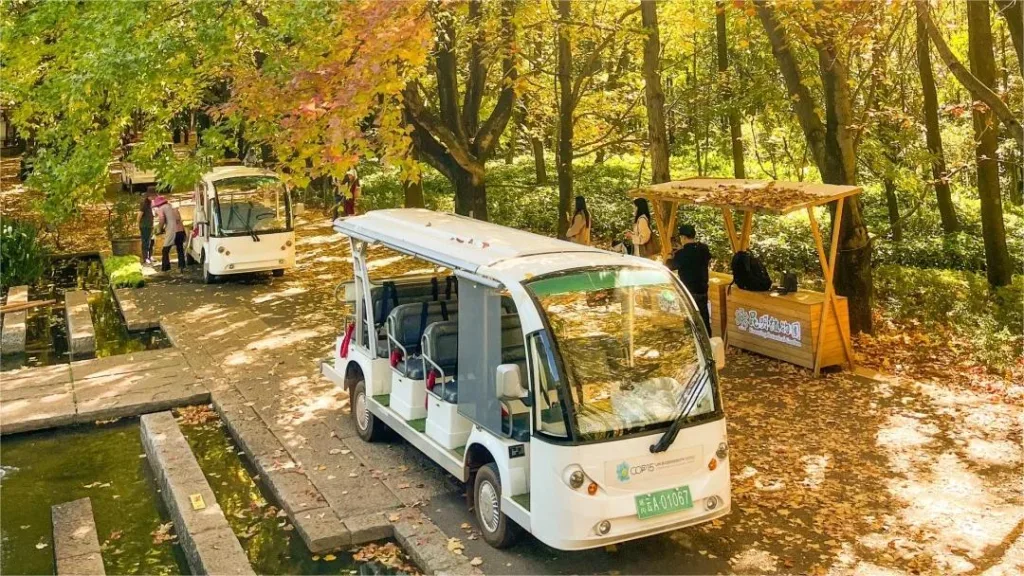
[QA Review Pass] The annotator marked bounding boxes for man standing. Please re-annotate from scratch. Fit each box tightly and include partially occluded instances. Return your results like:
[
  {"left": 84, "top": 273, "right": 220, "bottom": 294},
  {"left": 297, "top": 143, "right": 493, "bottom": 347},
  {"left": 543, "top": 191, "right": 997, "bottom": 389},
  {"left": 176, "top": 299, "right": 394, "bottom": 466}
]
[
  {"left": 153, "top": 195, "right": 186, "bottom": 272},
  {"left": 668, "top": 224, "right": 713, "bottom": 335}
]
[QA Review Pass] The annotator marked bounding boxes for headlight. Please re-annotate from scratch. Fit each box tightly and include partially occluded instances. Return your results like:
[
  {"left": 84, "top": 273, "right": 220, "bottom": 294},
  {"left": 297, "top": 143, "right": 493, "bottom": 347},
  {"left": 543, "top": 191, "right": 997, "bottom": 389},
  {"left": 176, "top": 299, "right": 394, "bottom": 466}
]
[
  {"left": 285, "top": 239, "right": 293, "bottom": 247},
  {"left": 569, "top": 470, "right": 585, "bottom": 489},
  {"left": 595, "top": 520, "right": 611, "bottom": 535},
  {"left": 716, "top": 442, "right": 729, "bottom": 460},
  {"left": 217, "top": 245, "right": 226, "bottom": 253}
]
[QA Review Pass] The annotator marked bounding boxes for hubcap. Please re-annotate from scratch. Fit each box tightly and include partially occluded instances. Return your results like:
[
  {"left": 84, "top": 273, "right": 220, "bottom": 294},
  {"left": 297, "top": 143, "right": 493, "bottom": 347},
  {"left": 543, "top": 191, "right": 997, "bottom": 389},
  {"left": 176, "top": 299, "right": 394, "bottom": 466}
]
[
  {"left": 355, "top": 389, "right": 368, "bottom": 431},
  {"left": 478, "top": 479, "right": 500, "bottom": 533}
]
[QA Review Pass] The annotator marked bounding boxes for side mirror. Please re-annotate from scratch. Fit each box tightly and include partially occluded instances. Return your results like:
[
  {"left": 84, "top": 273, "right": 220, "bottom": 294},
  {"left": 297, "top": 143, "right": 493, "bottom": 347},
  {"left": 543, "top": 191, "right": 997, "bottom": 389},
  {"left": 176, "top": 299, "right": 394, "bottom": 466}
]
[
  {"left": 496, "top": 364, "right": 527, "bottom": 399},
  {"left": 710, "top": 337, "right": 726, "bottom": 371}
]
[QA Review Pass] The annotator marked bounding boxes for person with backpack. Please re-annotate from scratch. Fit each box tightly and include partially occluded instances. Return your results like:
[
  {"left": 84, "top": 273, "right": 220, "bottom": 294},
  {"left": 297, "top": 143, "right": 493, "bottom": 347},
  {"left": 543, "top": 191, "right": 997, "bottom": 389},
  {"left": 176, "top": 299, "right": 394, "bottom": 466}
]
[
  {"left": 624, "top": 198, "right": 653, "bottom": 257},
  {"left": 668, "top": 224, "right": 713, "bottom": 335},
  {"left": 566, "top": 195, "right": 592, "bottom": 245}
]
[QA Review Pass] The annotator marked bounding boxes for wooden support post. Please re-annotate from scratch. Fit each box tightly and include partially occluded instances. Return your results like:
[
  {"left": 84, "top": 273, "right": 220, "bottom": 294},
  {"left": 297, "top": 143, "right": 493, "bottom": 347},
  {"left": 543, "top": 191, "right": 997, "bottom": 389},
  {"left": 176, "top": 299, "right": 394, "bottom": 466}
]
[
  {"left": 721, "top": 208, "right": 739, "bottom": 253},
  {"left": 739, "top": 210, "right": 754, "bottom": 251},
  {"left": 808, "top": 199, "right": 854, "bottom": 375}
]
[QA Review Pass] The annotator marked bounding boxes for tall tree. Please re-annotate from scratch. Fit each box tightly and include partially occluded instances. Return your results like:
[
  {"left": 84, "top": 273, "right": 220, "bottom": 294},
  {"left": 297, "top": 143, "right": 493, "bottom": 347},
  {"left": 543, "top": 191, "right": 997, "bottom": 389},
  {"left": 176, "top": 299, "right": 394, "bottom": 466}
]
[
  {"left": 966, "top": 0, "right": 1013, "bottom": 287},
  {"left": 915, "top": 3, "right": 959, "bottom": 233},
  {"left": 641, "top": 0, "right": 671, "bottom": 186},
  {"left": 554, "top": 0, "right": 574, "bottom": 238},
  {"left": 716, "top": 1, "right": 745, "bottom": 179},
  {"left": 403, "top": 0, "right": 520, "bottom": 220},
  {"left": 756, "top": 1, "right": 874, "bottom": 334},
  {"left": 916, "top": 0, "right": 1024, "bottom": 149},
  {"left": 995, "top": 0, "right": 1023, "bottom": 75}
]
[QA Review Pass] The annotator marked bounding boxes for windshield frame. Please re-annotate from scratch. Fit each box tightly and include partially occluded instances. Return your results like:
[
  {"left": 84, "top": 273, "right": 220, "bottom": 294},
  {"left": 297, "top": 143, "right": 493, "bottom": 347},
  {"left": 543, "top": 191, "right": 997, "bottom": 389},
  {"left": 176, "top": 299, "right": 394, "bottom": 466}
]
[
  {"left": 210, "top": 175, "right": 292, "bottom": 238},
  {"left": 523, "top": 265, "right": 724, "bottom": 445}
]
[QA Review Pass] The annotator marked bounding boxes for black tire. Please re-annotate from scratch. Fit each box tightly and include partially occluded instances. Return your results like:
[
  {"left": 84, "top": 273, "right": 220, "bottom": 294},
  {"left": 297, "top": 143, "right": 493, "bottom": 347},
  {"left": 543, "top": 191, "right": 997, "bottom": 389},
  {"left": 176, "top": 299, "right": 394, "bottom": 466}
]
[
  {"left": 352, "top": 380, "right": 386, "bottom": 442},
  {"left": 272, "top": 268, "right": 284, "bottom": 277},
  {"left": 202, "top": 259, "right": 216, "bottom": 284},
  {"left": 473, "top": 463, "right": 520, "bottom": 549}
]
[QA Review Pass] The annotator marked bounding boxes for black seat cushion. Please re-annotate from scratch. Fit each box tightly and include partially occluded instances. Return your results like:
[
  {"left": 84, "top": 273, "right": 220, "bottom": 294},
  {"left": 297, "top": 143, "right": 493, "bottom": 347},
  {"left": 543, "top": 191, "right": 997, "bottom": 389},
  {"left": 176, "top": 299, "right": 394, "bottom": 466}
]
[
  {"left": 439, "top": 380, "right": 458, "bottom": 403},
  {"left": 395, "top": 356, "right": 425, "bottom": 379},
  {"left": 502, "top": 412, "right": 530, "bottom": 442}
]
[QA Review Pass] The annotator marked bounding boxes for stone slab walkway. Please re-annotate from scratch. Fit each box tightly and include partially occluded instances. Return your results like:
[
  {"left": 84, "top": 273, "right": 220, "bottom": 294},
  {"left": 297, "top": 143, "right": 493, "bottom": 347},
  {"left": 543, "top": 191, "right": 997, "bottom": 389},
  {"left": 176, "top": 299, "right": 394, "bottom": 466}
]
[
  {"left": 51, "top": 497, "right": 105, "bottom": 576},
  {"left": 2, "top": 285, "right": 29, "bottom": 354},
  {"left": 112, "top": 288, "right": 160, "bottom": 331},
  {"left": 0, "top": 348, "right": 207, "bottom": 435},
  {"left": 64, "top": 290, "right": 95, "bottom": 357},
  {"left": 141, "top": 411, "right": 254, "bottom": 575}
]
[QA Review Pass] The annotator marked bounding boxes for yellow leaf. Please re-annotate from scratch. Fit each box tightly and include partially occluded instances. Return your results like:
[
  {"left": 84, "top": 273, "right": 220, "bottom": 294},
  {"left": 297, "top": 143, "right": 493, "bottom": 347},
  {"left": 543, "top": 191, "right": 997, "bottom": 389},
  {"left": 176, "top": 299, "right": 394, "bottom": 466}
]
[{"left": 324, "top": 554, "right": 336, "bottom": 561}]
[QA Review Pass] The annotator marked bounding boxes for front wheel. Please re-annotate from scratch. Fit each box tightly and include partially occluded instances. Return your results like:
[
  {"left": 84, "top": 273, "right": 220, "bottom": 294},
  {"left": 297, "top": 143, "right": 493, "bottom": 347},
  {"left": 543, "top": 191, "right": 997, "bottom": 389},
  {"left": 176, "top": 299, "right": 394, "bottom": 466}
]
[
  {"left": 473, "top": 463, "right": 520, "bottom": 549},
  {"left": 352, "top": 380, "right": 386, "bottom": 442},
  {"left": 202, "top": 260, "right": 216, "bottom": 284},
  {"left": 272, "top": 268, "right": 284, "bottom": 277}
]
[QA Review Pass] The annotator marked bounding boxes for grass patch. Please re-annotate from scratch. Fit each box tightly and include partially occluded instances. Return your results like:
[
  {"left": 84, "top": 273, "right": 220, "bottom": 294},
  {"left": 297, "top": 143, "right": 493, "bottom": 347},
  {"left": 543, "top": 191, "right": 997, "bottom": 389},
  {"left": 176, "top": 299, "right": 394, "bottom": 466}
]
[{"left": 103, "top": 254, "right": 144, "bottom": 288}]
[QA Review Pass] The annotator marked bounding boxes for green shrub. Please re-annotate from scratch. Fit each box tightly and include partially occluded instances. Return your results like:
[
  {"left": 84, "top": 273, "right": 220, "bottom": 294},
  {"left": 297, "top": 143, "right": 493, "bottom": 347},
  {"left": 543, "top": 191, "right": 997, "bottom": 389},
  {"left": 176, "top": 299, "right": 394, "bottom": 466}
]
[
  {"left": 1, "top": 220, "right": 48, "bottom": 292},
  {"left": 874, "top": 264, "right": 1023, "bottom": 372},
  {"left": 103, "top": 254, "right": 145, "bottom": 288}
]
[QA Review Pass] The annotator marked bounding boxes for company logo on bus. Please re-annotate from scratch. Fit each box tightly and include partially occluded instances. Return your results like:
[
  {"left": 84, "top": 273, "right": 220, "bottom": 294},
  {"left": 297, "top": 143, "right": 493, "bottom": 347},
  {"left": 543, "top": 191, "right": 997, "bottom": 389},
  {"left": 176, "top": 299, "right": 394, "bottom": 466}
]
[{"left": 616, "top": 462, "right": 630, "bottom": 482}]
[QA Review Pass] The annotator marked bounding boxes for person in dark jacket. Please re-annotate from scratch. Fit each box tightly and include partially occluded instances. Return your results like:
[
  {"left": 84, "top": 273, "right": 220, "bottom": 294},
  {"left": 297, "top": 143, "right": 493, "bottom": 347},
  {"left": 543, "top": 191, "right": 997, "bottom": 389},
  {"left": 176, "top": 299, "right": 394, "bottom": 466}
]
[
  {"left": 668, "top": 224, "right": 713, "bottom": 335},
  {"left": 139, "top": 187, "right": 155, "bottom": 264}
]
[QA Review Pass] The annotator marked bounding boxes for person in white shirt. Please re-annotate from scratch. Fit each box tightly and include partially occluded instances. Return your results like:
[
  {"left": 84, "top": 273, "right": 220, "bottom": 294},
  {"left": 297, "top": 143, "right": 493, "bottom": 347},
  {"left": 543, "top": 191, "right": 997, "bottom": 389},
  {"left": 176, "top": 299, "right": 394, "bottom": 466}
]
[
  {"left": 624, "top": 198, "right": 653, "bottom": 256},
  {"left": 153, "top": 195, "right": 186, "bottom": 272}
]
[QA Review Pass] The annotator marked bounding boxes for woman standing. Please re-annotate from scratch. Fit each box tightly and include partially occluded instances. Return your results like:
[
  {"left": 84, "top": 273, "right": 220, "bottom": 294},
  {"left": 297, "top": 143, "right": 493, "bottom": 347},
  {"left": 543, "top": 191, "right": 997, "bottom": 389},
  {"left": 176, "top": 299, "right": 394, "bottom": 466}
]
[
  {"left": 565, "top": 196, "right": 592, "bottom": 245},
  {"left": 625, "top": 198, "right": 653, "bottom": 256},
  {"left": 139, "top": 189, "right": 154, "bottom": 264}
]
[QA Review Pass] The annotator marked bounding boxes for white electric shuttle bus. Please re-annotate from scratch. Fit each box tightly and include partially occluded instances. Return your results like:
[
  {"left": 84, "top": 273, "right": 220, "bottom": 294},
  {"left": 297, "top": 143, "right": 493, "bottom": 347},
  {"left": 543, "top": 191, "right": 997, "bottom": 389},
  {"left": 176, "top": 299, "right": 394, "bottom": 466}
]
[
  {"left": 322, "top": 209, "right": 729, "bottom": 550},
  {"left": 186, "top": 166, "right": 295, "bottom": 283}
]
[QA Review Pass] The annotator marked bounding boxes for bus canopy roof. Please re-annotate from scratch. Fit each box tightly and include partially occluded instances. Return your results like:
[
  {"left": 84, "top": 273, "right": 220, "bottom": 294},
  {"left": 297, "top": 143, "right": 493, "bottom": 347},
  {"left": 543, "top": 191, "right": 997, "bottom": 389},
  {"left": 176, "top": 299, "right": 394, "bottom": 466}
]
[
  {"left": 202, "top": 166, "right": 279, "bottom": 185},
  {"left": 335, "top": 209, "right": 606, "bottom": 274},
  {"left": 629, "top": 178, "right": 861, "bottom": 215}
]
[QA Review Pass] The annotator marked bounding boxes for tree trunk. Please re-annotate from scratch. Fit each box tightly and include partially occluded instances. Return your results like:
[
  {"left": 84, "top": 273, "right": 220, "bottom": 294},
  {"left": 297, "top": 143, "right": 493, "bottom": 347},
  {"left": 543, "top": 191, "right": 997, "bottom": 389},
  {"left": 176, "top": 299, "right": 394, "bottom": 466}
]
[
  {"left": 403, "top": 176, "right": 425, "bottom": 208},
  {"left": 531, "top": 136, "right": 548, "bottom": 184},
  {"left": 555, "top": 0, "right": 573, "bottom": 239},
  {"left": 716, "top": 1, "right": 745, "bottom": 179},
  {"left": 916, "top": 7, "right": 960, "bottom": 233},
  {"left": 995, "top": 0, "right": 1023, "bottom": 76},
  {"left": 820, "top": 46, "right": 873, "bottom": 335},
  {"left": 453, "top": 167, "right": 488, "bottom": 221},
  {"left": 641, "top": 0, "right": 671, "bottom": 185},
  {"left": 883, "top": 178, "right": 902, "bottom": 242},
  {"left": 967, "top": 0, "right": 1013, "bottom": 287}
]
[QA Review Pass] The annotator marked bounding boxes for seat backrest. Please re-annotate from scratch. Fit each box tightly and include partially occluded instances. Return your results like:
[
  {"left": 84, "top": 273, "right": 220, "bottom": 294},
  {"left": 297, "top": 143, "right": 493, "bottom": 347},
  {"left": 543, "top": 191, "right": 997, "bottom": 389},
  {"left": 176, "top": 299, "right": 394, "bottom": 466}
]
[
  {"left": 500, "top": 314, "right": 526, "bottom": 364},
  {"left": 370, "top": 277, "right": 457, "bottom": 326},
  {"left": 387, "top": 300, "right": 460, "bottom": 354},
  {"left": 422, "top": 321, "right": 458, "bottom": 375}
]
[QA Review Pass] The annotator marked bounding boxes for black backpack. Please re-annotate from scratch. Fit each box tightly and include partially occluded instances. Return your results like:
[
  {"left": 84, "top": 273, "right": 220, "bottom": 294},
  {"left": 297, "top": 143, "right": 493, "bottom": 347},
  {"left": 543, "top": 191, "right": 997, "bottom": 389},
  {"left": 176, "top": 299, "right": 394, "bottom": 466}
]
[{"left": 731, "top": 250, "right": 772, "bottom": 292}]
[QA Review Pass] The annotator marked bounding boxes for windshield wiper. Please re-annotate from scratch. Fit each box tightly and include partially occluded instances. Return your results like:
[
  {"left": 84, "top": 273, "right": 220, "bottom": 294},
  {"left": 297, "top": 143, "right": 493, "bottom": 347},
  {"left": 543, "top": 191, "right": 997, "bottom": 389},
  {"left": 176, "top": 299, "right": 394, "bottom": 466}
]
[
  {"left": 244, "top": 202, "right": 260, "bottom": 242},
  {"left": 649, "top": 364, "right": 710, "bottom": 453}
]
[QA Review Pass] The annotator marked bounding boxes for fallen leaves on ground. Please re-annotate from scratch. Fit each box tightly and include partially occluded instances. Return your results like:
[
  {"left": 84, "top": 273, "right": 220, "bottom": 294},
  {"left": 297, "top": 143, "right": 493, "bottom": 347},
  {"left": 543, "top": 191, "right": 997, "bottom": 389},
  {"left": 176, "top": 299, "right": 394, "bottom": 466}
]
[
  {"left": 175, "top": 404, "right": 219, "bottom": 425},
  {"left": 151, "top": 522, "right": 176, "bottom": 545},
  {"left": 352, "top": 541, "right": 419, "bottom": 574}
]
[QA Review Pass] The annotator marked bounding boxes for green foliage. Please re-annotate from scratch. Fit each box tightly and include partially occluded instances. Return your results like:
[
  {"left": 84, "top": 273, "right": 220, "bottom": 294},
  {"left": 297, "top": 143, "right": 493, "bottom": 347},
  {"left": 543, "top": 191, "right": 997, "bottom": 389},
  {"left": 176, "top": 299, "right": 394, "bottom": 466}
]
[
  {"left": 0, "top": 220, "right": 48, "bottom": 291},
  {"left": 102, "top": 255, "right": 145, "bottom": 288},
  {"left": 108, "top": 195, "right": 139, "bottom": 239},
  {"left": 874, "top": 265, "right": 1023, "bottom": 372}
]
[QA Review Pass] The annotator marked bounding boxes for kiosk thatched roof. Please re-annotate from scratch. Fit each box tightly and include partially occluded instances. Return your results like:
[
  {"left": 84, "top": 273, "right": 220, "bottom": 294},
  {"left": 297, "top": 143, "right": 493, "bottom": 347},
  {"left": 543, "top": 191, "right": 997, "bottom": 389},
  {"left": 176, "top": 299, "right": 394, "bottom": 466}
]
[{"left": 629, "top": 178, "right": 861, "bottom": 215}]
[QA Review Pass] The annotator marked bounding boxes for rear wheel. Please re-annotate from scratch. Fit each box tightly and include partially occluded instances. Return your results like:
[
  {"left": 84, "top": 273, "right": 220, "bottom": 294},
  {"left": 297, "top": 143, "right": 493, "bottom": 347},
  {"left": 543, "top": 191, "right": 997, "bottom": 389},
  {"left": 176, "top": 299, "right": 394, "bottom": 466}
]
[
  {"left": 352, "top": 380, "right": 386, "bottom": 442},
  {"left": 473, "top": 463, "right": 520, "bottom": 548},
  {"left": 272, "top": 268, "right": 284, "bottom": 277}
]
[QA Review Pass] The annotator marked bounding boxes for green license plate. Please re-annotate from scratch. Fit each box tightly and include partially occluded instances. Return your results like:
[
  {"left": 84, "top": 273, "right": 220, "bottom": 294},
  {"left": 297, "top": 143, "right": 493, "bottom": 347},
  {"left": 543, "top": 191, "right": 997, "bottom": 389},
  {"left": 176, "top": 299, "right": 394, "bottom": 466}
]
[{"left": 634, "top": 485, "right": 693, "bottom": 520}]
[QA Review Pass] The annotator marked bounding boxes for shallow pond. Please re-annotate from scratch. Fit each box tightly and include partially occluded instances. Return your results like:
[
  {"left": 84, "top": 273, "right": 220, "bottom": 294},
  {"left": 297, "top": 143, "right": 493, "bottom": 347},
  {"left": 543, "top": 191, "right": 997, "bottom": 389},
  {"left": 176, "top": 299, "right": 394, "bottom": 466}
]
[
  {"left": 0, "top": 420, "right": 189, "bottom": 575},
  {"left": 1, "top": 255, "right": 169, "bottom": 371}
]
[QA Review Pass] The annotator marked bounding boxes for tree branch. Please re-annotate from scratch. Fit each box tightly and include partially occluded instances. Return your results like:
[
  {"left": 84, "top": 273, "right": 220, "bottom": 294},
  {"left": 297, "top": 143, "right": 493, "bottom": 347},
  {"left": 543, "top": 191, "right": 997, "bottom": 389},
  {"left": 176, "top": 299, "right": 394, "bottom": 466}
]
[
  {"left": 403, "top": 84, "right": 481, "bottom": 177},
  {"left": 461, "top": 0, "right": 486, "bottom": 135},
  {"left": 916, "top": 0, "right": 1023, "bottom": 149}
]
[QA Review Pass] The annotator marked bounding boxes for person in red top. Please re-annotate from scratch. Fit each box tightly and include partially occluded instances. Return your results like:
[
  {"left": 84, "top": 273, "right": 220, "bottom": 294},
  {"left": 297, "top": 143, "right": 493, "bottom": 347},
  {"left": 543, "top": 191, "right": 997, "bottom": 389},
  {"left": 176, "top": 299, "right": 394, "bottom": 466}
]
[
  {"left": 668, "top": 224, "right": 713, "bottom": 335},
  {"left": 341, "top": 168, "right": 360, "bottom": 216}
]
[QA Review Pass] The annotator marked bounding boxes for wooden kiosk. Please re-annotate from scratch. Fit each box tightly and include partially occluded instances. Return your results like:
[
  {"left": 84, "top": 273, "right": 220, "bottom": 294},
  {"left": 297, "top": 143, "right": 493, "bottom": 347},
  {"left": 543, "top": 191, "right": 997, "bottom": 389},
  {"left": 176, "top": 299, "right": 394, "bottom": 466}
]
[{"left": 630, "top": 178, "right": 858, "bottom": 375}]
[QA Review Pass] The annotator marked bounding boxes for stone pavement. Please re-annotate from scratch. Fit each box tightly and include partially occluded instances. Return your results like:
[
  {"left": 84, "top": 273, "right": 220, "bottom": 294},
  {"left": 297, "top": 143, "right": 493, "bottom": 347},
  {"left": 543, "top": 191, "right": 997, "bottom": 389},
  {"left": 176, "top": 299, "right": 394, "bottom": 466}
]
[
  {"left": 0, "top": 348, "right": 207, "bottom": 435},
  {"left": 125, "top": 277, "right": 475, "bottom": 573},
  {"left": 51, "top": 497, "right": 105, "bottom": 576}
]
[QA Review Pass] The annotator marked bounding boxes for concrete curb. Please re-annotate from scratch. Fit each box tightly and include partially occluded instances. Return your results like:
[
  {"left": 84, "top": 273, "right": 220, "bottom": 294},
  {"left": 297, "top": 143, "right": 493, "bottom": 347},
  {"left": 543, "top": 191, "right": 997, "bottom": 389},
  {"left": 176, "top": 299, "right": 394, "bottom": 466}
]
[
  {"left": 112, "top": 288, "right": 161, "bottom": 331},
  {"left": 390, "top": 508, "right": 484, "bottom": 576},
  {"left": 141, "top": 411, "right": 254, "bottom": 575},
  {"left": 1, "top": 285, "right": 28, "bottom": 355},
  {"left": 64, "top": 290, "right": 95, "bottom": 357},
  {"left": 51, "top": 497, "right": 105, "bottom": 576}
]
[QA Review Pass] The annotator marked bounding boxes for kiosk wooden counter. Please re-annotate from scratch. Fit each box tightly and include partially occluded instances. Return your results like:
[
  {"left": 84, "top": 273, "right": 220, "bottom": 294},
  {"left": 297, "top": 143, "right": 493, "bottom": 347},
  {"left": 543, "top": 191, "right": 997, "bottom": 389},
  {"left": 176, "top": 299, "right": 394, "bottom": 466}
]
[{"left": 630, "top": 178, "right": 859, "bottom": 375}]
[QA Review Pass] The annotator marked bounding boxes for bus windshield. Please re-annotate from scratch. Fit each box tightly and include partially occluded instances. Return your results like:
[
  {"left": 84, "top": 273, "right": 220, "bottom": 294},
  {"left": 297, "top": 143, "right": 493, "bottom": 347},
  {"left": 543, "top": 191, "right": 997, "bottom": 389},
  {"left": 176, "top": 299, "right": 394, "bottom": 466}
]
[
  {"left": 213, "top": 176, "right": 291, "bottom": 236},
  {"left": 526, "top": 267, "right": 719, "bottom": 442}
]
